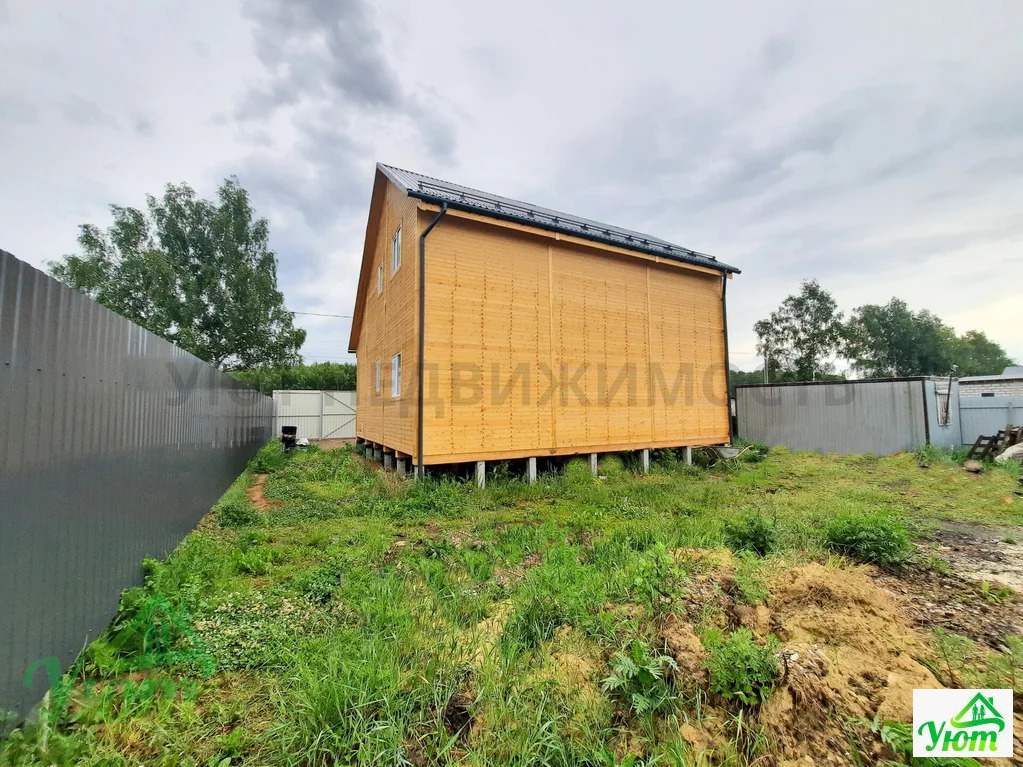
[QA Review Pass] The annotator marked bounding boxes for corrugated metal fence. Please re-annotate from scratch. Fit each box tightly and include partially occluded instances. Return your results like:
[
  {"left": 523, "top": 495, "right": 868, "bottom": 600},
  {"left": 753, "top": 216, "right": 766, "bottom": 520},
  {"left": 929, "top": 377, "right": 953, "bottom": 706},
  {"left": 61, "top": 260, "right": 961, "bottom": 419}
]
[
  {"left": 0, "top": 249, "right": 272, "bottom": 724},
  {"left": 736, "top": 378, "right": 960, "bottom": 455},
  {"left": 960, "top": 397, "right": 1023, "bottom": 446},
  {"left": 273, "top": 390, "right": 356, "bottom": 440}
]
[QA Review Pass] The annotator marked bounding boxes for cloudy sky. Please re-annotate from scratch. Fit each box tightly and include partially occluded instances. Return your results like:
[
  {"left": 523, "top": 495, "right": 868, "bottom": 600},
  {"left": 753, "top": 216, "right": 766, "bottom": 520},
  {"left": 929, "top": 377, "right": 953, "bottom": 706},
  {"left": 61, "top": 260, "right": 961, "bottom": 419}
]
[{"left": 2, "top": 0, "right": 1021, "bottom": 370}]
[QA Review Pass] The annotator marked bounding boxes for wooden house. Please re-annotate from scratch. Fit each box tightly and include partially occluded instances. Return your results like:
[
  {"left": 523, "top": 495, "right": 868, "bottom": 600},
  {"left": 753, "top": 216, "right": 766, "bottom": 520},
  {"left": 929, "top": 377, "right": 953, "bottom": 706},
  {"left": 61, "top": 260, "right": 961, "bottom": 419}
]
[{"left": 348, "top": 164, "right": 741, "bottom": 479}]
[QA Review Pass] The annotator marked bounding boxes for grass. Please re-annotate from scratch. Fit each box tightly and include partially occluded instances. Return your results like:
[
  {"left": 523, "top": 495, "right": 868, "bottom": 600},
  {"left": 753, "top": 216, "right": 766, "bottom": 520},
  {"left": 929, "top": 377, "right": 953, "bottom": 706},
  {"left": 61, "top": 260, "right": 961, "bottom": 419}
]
[{"left": 3, "top": 443, "right": 1021, "bottom": 766}]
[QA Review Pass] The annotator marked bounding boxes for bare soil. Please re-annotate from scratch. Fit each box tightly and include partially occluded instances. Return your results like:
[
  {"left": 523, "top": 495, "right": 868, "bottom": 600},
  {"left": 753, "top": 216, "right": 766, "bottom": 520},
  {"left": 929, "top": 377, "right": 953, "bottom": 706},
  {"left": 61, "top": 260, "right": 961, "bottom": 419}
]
[
  {"left": 929, "top": 520, "right": 1023, "bottom": 593},
  {"left": 246, "top": 473, "right": 282, "bottom": 510},
  {"left": 869, "top": 521, "right": 1023, "bottom": 649},
  {"left": 313, "top": 438, "right": 355, "bottom": 450},
  {"left": 661, "top": 554, "right": 1023, "bottom": 766}
]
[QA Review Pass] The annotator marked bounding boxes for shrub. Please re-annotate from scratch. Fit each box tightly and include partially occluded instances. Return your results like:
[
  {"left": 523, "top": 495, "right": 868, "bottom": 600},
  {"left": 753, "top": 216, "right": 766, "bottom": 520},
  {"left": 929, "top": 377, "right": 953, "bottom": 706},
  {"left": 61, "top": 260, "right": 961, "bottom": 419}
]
[
  {"left": 563, "top": 457, "right": 594, "bottom": 484},
  {"left": 630, "top": 542, "right": 687, "bottom": 612},
  {"left": 599, "top": 454, "right": 626, "bottom": 478},
  {"left": 388, "top": 479, "right": 471, "bottom": 519},
  {"left": 723, "top": 512, "right": 777, "bottom": 556},
  {"left": 250, "top": 440, "right": 290, "bottom": 473},
  {"left": 601, "top": 640, "right": 679, "bottom": 719},
  {"left": 215, "top": 498, "right": 261, "bottom": 529},
  {"left": 735, "top": 439, "right": 769, "bottom": 463},
  {"left": 823, "top": 512, "right": 911, "bottom": 567},
  {"left": 501, "top": 594, "right": 564, "bottom": 657},
  {"left": 704, "top": 628, "right": 779, "bottom": 706}
]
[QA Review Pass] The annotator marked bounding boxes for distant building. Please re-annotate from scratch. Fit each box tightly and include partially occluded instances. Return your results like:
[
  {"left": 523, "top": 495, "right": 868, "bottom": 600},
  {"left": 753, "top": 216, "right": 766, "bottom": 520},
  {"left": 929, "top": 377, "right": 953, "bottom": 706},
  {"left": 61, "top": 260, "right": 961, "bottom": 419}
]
[{"left": 959, "top": 366, "right": 1023, "bottom": 398}]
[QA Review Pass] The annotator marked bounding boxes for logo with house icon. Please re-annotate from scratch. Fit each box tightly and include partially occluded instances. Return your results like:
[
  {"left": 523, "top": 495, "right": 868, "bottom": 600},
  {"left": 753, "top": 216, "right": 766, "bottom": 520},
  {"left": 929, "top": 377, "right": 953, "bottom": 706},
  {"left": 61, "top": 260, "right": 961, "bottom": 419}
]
[
  {"left": 914, "top": 689, "right": 1013, "bottom": 758},
  {"left": 949, "top": 692, "right": 1006, "bottom": 733}
]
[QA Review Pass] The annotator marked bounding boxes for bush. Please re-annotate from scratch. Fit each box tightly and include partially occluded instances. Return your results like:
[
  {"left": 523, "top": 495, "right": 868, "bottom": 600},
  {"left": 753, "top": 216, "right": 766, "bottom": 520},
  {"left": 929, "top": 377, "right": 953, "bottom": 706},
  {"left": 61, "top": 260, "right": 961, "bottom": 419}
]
[
  {"left": 823, "top": 512, "right": 911, "bottom": 567},
  {"left": 564, "top": 457, "right": 594, "bottom": 484},
  {"left": 704, "top": 628, "right": 779, "bottom": 706},
  {"left": 388, "top": 479, "right": 471, "bottom": 519},
  {"left": 215, "top": 498, "right": 261, "bottom": 529},
  {"left": 735, "top": 439, "right": 769, "bottom": 463},
  {"left": 723, "top": 512, "right": 777, "bottom": 556},
  {"left": 599, "top": 454, "right": 626, "bottom": 478},
  {"left": 501, "top": 594, "right": 564, "bottom": 657},
  {"left": 601, "top": 640, "right": 679, "bottom": 719},
  {"left": 250, "top": 440, "right": 290, "bottom": 474}
]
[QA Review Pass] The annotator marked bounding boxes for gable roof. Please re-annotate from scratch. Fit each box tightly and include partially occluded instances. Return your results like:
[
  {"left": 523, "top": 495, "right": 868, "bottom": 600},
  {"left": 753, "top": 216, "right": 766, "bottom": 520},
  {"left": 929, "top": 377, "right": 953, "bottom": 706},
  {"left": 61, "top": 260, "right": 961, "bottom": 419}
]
[{"left": 377, "top": 163, "right": 740, "bottom": 275}]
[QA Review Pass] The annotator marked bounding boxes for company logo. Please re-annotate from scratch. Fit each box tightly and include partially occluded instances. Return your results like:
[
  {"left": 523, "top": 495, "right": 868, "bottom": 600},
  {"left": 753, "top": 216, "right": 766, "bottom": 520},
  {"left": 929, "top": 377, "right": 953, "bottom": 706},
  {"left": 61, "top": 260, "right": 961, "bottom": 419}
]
[
  {"left": 21, "top": 597, "right": 216, "bottom": 725},
  {"left": 913, "top": 689, "right": 1013, "bottom": 757}
]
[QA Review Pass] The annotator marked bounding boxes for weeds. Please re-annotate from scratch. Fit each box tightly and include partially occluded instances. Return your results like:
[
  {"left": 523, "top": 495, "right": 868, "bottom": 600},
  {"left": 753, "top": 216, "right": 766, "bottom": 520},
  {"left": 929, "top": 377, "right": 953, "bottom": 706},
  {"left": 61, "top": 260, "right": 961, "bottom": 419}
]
[
  {"left": 601, "top": 640, "right": 679, "bottom": 721},
  {"left": 823, "top": 512, "right": 912, "bottom": 567},
  {"left": 7, "top": 443, "right": 1023, "bottom": 765},
  {"left": 723, "top": 511, "right": 777, "bottom": 556},
  {"left": 249, "top": 440, "right": 292, "bottom": 473},
  {"left": 704, "top": 628, "right": 780, "bottom": 706}
]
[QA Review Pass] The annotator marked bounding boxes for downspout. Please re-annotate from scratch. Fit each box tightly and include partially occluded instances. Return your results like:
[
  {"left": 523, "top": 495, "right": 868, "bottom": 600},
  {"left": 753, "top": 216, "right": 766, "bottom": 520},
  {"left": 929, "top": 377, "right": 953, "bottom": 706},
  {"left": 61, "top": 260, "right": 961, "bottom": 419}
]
[
  {"left": 416, "top": 203, "right": 448, "bottom": 478},
  {"left": 721, "top": 274, "right": 734, "bottom": 444}
]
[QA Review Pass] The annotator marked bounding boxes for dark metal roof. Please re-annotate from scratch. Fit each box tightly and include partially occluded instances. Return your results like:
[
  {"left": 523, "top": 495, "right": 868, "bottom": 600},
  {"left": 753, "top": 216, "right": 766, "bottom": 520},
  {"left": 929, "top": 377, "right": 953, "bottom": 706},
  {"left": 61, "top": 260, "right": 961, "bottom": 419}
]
[{"left": 377, "top": 163, "right": 740, "bottom": 274}]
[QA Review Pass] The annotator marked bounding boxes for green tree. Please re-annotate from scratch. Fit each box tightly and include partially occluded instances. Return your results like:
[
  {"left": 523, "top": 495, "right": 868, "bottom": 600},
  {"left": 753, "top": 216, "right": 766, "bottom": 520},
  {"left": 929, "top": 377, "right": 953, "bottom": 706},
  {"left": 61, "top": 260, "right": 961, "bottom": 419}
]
[
  {"left": 754, "top": 280, "right": 844, "bottom": 381},
  {"left": 844, "top": 299, "right": 957, "bottom": 377},
  {"left": 845, "top": 300, "right": 1014, "bottom": 378},
  {"left": 230, "top": 362, "right": 357, "bottom": 394},
  {"left": 953, "top": 330, "right": 1015, "bottom": 376},
  {"left": 49, "top": 177, "right": 305, "bottom": 369}
]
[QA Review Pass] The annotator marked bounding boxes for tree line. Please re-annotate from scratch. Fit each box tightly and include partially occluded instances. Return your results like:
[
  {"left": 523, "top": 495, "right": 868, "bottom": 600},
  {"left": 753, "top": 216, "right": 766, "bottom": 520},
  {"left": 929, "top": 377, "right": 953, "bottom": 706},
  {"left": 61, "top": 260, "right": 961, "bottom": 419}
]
[
  {"left": 49, "top": 178, "right": 1013, "bottom": 394},
  {"left": 746, "top": 279, "right": 1014, "bottom": 385},
  {"left": 230, "top": 362, "right": 357, "bottom": 394}
]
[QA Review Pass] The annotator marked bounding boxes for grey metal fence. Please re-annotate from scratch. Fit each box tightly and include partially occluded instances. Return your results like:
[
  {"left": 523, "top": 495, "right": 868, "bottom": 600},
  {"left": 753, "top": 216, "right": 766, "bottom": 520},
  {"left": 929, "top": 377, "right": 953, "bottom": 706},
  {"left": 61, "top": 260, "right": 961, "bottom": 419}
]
[
  {"left": 736, "top": 378, "right": 959, "bottom": 455},
  {"left": 959, "top": 396, "right": 1023, "bottom": 446},
  {"left": 0, "top": 249, "right": 272, "bottom": 724}
]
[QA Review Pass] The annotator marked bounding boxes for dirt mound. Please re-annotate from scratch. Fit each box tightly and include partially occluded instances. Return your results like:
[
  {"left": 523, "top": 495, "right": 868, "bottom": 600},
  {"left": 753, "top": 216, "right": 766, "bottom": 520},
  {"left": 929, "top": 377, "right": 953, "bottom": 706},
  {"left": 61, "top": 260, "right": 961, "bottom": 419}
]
[
  {"left": 760, "top": 563, "right": 941, "bottom": 765},
  {"left": 659, "top": 613, "right": 708, "bottom": 683}
]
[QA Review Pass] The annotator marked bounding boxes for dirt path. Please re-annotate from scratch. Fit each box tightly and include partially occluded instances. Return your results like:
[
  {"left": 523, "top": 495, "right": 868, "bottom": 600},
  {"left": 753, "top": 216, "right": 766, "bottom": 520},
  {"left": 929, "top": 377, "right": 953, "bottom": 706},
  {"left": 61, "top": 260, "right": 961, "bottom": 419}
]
[{"left": 246, "top": 473, "right": 281, "bottom": 510}]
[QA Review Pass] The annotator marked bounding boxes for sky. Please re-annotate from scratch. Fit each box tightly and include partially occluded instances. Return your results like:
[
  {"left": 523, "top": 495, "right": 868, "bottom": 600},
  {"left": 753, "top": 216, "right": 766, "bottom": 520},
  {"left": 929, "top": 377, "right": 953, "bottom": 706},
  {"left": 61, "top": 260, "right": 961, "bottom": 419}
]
[{"left": 2, "top": 0, "right": 1021, "bottom": 372}]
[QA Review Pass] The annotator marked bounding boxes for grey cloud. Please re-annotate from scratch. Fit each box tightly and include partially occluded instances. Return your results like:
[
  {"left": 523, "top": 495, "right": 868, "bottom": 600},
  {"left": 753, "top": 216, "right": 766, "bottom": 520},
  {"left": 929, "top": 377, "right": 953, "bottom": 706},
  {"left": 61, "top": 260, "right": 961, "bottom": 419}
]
[
  {"left": 761, "top": 35, "right": 796, "bottom": 73},
  {"left": 239, "top": 0, "right": 454, "bottom": 160},
  {"left": 134, "top": 116, "right": 154, "bottom": 137},
  {"left": 60, "top": 95, "right": 116, "bottom": 127},
  {"left": 1, "top": 92, "right": 38, "bottom": 124}
]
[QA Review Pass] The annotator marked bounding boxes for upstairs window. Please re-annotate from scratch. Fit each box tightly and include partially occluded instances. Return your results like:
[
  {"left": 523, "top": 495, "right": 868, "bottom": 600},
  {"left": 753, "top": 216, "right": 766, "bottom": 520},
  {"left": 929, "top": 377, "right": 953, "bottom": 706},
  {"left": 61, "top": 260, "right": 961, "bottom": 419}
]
[
  {"left": 377, "top": 264, "right": 383, "bottom": 294},
  {"left": 391, "top": 227, "right": 401, "bottom": 273},
  {"left": 391, "top": 353, "right": 402, "bottom": 397},
  {"left": 375, "top": 360, "right": 381, "bottom": 393}
]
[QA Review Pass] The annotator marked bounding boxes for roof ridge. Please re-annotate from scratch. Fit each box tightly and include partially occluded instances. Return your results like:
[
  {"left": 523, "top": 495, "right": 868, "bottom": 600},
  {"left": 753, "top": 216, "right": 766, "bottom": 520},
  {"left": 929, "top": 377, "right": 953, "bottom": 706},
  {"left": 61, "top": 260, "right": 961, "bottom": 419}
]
[{"left": 375, "top": 162, "right": 739, "bottom": 274}]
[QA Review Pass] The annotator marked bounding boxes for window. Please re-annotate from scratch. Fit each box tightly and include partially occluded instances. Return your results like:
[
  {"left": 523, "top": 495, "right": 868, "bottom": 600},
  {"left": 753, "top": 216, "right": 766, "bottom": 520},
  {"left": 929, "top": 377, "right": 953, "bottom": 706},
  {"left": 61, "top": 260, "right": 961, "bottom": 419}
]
[
  {"left": 375, "top": 360, "right": 381, "bottom": 393},
  {"left": 391, "top": 353, "right": 402, "bottom": 397},
  {"left": 391, "top": 227, "right": 401, "bottom": 273},
  {"left": 377, "top": 264, "right": 383, "bottom": 294},
  {"left": 936, "top": 392, "right": 952, "bottom": 426}
]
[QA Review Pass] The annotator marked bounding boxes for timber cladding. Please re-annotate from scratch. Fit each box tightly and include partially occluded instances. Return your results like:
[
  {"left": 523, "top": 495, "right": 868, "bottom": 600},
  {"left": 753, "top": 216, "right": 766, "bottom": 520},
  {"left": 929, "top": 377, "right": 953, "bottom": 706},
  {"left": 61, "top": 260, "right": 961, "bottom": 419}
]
[{"left": 350, "top": 165, "right": 737, "bottom": 465}]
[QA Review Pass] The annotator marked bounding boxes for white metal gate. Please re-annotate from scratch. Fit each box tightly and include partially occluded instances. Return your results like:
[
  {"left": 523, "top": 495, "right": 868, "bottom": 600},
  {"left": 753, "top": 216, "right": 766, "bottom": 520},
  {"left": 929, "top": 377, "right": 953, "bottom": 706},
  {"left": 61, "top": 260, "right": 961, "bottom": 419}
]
[{"left": 272, "top": 390, "right": 356, "bottom": 440}]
